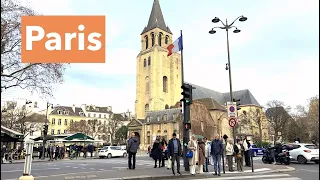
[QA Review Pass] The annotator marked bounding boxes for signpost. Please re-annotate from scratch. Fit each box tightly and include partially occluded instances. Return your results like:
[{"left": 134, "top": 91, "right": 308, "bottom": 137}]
[{"left": 227, "top": 102, "right": 237, "bottom": 118}]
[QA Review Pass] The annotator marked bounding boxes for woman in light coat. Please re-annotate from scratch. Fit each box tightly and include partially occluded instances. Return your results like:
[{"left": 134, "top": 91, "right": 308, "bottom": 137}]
[
  {"left": 225, "top": 139, "right": 234, "bottom": 172},
  {"left": 187, "top": 134, "right": 199, "bottom": 175}
]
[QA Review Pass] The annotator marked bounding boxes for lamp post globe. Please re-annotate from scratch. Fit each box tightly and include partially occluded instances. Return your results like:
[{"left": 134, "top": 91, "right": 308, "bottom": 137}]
[
  {"left": 209, "top": 29, "right": 216, "bottom": 34},
  {"left": 212, "top": 17, "right": 220, "bottom": 23},
  {"left": 239, "top": 16, "right": 248, "bottom": 22},
  {"left": 233, "top": 29, "right": 241, "bottom": 33}
]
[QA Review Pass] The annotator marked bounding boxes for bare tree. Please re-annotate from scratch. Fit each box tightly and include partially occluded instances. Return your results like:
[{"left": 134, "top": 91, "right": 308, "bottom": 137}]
[
  {"left": 68, "top": 119, "right": 104, "bottom": 139},
  {"left": 1, "top": 101, "right": 33, "bottom": 134},
  {"left": 1, "top": 0, "right": 67, "bottom": 97},
  {"left": 265, "top": 100, "right": 292, "bottom": 143},
  {"left": 242, "top": 107, "right": 265, "bottom": 142},
  {"left": 307, "top": 96, "right": 319, "bottom": 142},
  {"left": 105, "top": 113, "right": 124, "bottom": 145}
]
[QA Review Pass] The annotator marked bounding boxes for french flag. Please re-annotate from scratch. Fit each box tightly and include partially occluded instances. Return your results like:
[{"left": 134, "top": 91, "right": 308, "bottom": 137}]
[{"left": 167, "top": 35, "right": 183, "bottom": 56}]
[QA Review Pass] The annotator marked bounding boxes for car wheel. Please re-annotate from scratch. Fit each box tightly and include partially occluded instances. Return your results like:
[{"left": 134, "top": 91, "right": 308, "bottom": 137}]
[
  {"left": 297, "top": 155, "right": 307, "bottom": 164},
  {"left": 315, "top": 160, "right": 319, "bottom": 164},
  {"left": 123, "top": 153, "right": 127, "bottom": 157},
  {"left": 107, "top": 153, "right": 112, "bottom": 159},
  {"left": 254, "top": 151, "right": 257, "bottom": 157}
]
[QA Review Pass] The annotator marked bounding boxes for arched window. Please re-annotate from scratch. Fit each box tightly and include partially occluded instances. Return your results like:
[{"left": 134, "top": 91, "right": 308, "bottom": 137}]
[
  {"left": 145, "top": 104, "right": 149, "bottom": 113},
  {"left": 165, "top": 36, "right": 169, "bottom": 44},
  {"left": 148, "top": 56, "right": 151, "bottom": 66},
  {"left": 158, "top": 33, "right": 162, "bottom": 46},
  {"left": 143, "top": 59, "right": 146, "bottom": 67},
  {"left": 151, "top": 33, "right": 155, "bottom": 46},
  {"left": 145, "top": 76, "right": 150, "bottom": 93},
  {"left": 145, "top": 35, "right": 148, "bottom": 49},
  {"left": 165, "top": 104, "right": 169, "bottom": 109},
  {"left": 163, "top": 76, "right": 168, "bottom": 92}
]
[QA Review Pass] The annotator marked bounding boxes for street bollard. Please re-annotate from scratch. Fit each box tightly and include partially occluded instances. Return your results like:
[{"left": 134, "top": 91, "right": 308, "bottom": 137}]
[
  {"left": 19, "top": 140, "right": 35, "bottom": 180},
  {"left": 250, "top": 147, "right": 254, "bottom": 172}
]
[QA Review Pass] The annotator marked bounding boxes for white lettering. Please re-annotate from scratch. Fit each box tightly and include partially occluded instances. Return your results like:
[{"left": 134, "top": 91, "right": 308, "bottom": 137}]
[
  {"left": 77, "top": 24, "right": 85, "bottom": 50},
  {"left": 87, "top": 32, "right": 102, "bottom": 51},
  {"left": 65, "top": 33, "right": 77, "bottom": 50},
  {"left": 26, "top": 26, "right": 45, "bottom": 50},
  {"left": 45, "top": 33, "right": 61, "bottom": 51}
]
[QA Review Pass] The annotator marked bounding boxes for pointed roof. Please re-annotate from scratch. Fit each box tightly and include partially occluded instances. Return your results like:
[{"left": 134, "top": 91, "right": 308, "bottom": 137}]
[{"left": 141, "top": 0, "right": 172, "bottom": 35}]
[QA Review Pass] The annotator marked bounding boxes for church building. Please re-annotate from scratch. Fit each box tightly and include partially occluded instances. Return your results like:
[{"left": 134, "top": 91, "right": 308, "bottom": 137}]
[{"left": 128, "top": 0, "right": 269, "bottom": 150}]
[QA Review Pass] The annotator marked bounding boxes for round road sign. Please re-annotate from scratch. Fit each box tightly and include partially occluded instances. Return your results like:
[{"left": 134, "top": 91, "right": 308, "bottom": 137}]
[
  {"left": 228, "top": 118, "right": 237, "bottom": 128},
  {"left": 229, "top": 106, "right": 235, "bottom": 112}
]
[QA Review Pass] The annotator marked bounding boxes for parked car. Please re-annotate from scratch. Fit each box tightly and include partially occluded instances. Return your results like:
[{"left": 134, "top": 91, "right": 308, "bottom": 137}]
[
  {"left": 98, "top": 146, "right": 127, "bottom": 159},
  {"left": 251, "top": 144, "right": 265, "bottom": 157},
  {"left": 284, "top": 143, "right": 319, "bottom": 164}
]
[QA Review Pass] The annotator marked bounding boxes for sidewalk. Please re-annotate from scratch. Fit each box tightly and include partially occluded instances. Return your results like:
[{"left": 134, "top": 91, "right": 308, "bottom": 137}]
[
  {"left": 60, "top": 163, "right": 295, "bottom": 180},
  {"left": 2, "top": 157, "right": 98, "bottom": 164}
]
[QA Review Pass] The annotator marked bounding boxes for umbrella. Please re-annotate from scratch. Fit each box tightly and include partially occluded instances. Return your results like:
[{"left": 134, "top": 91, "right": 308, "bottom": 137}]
[{"left": 64, "top": 133, "right": 94, "bottom": 141}]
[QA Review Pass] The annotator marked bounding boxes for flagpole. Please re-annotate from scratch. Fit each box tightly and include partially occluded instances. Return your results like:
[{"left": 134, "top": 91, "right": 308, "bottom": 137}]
[{"left": 180, "top": 30, "right": 190, "bottom": 172}]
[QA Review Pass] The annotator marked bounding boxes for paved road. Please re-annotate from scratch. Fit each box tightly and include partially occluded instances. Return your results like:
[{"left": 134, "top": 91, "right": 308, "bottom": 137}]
[
  {"left": 284, "top": 161, "right": 319, "bottom": 180},
  {"left": 0, "top": 156, "right": 285, "bottom": 180},
  {"left": 181, "top": 173, "right": 302, "bottom": 180}
]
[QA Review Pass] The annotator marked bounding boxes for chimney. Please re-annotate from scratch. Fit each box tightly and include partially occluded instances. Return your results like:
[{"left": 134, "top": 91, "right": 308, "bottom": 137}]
[
  {"left": 107, "top": 106, "right": 112, "bottom": 112},
  {"left": 72, "top": 104, "right": 75, "bottom": 112}
]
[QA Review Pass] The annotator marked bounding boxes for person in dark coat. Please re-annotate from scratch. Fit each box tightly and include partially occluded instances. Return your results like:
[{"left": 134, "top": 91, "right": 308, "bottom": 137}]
[
  {"left": 167, "top": 133, "right": 182, "bottom": 175},
  {"left": 127, "top": 132, "right": 139, "bottom": 170},
  {"left": 160, "top": 136, "right": 168, "bottom": 167},
  {"left": 151, "top": 136, "right": 162, "bottom": 168}
]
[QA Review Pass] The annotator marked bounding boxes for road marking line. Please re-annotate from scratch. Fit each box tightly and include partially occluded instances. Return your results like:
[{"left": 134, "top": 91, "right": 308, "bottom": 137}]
[
  {"left": 32, "top": 170, "right": 115, "bottom": 179},
  {"left": 298, "top": 168, "right": 319, "bottom": 172},
  {"left": 191, "top": 173, "right": 293, "bottom": 180}
]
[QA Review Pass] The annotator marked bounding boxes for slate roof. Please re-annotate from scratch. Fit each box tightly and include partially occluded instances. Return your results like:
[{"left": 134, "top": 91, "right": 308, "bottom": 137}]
[
  {"left": 50, "top": 106, "right": 86, "bottom": 117},
  {"left": 145, "top": 108, "right": 181, "bottom": 124},
  {"left": 84, "top": 105, "right": 111, "bottom": 113},
  {"left": 188, "top": 83, "right": 261, "bottom": 106},
  {"left": 141, "top": 0, "right": 172, "bottom": 35}
]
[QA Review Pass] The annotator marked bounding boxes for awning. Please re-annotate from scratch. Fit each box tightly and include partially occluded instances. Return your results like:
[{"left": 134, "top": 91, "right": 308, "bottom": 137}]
[
  {"left": 196, "top": 135, "right": 204, "bottom": 139},
  {"left": 64, "top": 133, "right": 94, "bottom": 141},
  {"left": 32, "top": 135, "right": 54, "bottom": 141}
]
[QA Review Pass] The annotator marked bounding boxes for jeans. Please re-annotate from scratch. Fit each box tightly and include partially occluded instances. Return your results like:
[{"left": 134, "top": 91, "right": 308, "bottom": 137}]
[
  {"left": 203, "top": 157, "right": 209, "bottom": 172},
  {"left": 213, "top": 154, "right": 221, "bottom": 174},
  {"left": 227, "top": 155, "right": 234, "bottom": 171},
  {"left": 128, "top": 152, "right": 136, "bottom": 169},
  {"left": 171, "top": 153, "right": 180, "bottom": 173}
]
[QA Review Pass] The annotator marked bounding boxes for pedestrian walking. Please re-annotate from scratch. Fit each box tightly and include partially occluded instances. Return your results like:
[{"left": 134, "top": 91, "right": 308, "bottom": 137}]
[
  {"left": 211, "top": 134, "right": 223, "bottom": 176},
  {"left": 167, "top": 132, "right": 181, "bottom": 175},
  {"left": 187, "top": 134, "right": 199, "bottom": 175},
  {"left": 226, "top": 139, "right": 234, "bottom": 172},
  {"left": 151, "top": 136, "right": 162, "bottom": 168},
  {"left": 234, "top": 139, "right": 244, "bottom": 172},
  {"left": 203, "top": 137, "right": 211, "bottom": 172},
  {"left": 197, "top": 138, "right": 206, "bottom": 174},
  {"left": 127, "top": 132, "right": 139, "bottom": 170}
]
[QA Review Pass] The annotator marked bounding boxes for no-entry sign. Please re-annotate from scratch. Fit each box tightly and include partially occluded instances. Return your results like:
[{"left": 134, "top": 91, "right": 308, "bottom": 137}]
[{"left": 228, "top": 118, "right": 237, "bottom": 128}]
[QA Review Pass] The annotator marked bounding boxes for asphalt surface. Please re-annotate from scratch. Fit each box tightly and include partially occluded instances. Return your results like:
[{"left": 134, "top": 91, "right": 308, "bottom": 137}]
[{"left": 1, "top": 156, "right": 315, "bottom": 180}]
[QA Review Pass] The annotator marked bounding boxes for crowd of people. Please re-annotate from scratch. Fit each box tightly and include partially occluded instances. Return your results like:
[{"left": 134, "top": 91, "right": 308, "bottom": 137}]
[{"left": 126, "top": 132, "right": 253, "bottom": 176}]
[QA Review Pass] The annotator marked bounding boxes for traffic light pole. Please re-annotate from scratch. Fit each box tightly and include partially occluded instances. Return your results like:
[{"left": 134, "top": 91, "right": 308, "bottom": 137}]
[{"left": 179, "top": 30, "right": 190, "bottom": 172}]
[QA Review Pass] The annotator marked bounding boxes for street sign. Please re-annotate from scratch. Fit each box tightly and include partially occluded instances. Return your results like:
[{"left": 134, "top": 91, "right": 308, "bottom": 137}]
[
  {"left": 229, "top": 118, "right": 237, "bottom": 128},
  {"left": 227, "top": 102, "right": 237, "bottom": 118}
]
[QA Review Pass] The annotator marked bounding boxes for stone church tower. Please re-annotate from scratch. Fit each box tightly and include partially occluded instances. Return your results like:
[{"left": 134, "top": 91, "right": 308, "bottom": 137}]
[{"left": 135, "top": 0, "right": 182, "bottom": 119}]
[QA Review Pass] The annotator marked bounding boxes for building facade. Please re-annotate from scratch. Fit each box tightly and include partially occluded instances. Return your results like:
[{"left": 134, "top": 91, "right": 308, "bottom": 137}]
[{"left": 130, "top": 0, "right": 270, "bottom": 150}]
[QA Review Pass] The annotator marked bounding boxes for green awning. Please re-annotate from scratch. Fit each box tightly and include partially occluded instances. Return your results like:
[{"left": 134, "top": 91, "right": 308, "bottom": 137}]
[{"left": 64, "top": 133, "right": 94, "bottom": 141}]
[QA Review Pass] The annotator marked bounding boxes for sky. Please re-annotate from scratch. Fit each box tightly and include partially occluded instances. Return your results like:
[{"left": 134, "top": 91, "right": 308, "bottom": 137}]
[{"left": 2, "top": 0, "right": 319, "bottom": 113}]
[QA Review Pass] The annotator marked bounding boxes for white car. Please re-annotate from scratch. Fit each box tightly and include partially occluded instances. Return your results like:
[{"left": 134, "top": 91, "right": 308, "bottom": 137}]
[
  {"left": 98, "top": 146, "right": 127, "bottom": 159},
  {"left": 285, "top": 143, "right": 319, "bottom": 164}
]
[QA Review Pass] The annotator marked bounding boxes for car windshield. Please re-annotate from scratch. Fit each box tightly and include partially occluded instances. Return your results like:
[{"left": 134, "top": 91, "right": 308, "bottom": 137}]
[
  {"left": 305, "top": 145, "right": 319, "bottom": 149},
  {"left": 102, "top": 146, "right": 109, "bottom": 149}
]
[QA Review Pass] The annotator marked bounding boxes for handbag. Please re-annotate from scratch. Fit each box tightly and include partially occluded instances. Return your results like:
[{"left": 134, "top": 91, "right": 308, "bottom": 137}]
[
  {"left": 186, "top": 150, "right": 193, "bottom": 158},
  {"left": 236, "top": 153, "right": 242, "bottom": 159}
]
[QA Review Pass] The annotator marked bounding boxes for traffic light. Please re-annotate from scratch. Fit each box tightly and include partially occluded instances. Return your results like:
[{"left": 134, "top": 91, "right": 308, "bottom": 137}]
[
  {"left": 181, "top": 83, "right": 193, "bottom": 105},
  {"left": 43, "top": 124, "right": 48, "bottom": 136},
  {"left": 184, "top": 122, "right": 191, "bottom": 130},
  {"left": 233, "top": 98, "right": 241, "bottom": 110}
]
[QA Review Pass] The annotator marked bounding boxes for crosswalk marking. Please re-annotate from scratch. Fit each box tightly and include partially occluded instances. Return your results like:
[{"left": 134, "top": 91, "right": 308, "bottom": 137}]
[{"left": 191, "top": 174, "right": 301, "bottom": 180}]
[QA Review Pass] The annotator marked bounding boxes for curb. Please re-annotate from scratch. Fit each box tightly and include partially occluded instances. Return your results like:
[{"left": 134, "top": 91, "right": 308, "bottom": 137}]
[{"left": 113, "top": 167, "right": 296, "bottom": 180}]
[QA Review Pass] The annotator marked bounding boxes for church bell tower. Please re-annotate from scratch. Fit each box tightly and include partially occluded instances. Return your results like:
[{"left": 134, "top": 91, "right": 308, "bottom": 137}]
[{"left": 135, "top": 0, "right": 182, "bottom": 119}]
